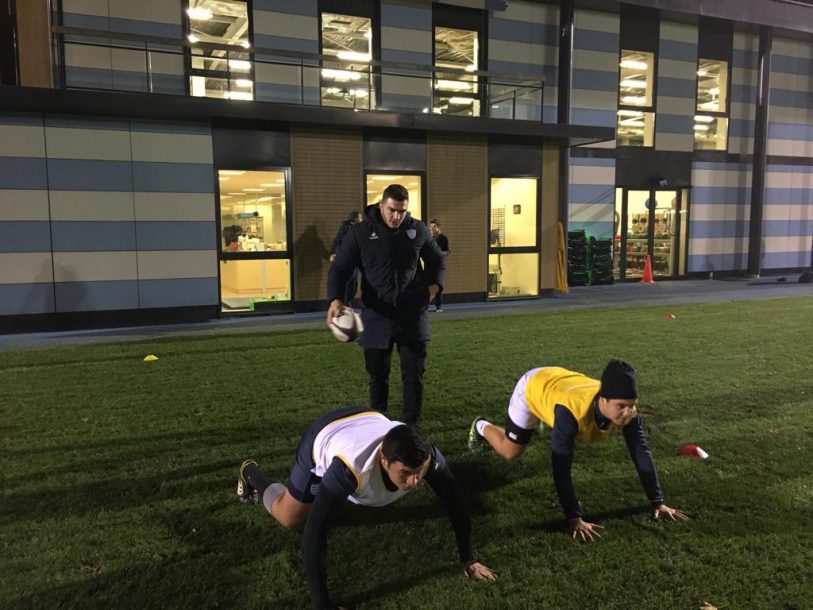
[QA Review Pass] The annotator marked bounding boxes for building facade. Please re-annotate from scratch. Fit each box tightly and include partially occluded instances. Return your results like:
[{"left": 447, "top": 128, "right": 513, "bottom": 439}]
[{"left": 0, "top": 0, "right": 811, "bottom": 330}]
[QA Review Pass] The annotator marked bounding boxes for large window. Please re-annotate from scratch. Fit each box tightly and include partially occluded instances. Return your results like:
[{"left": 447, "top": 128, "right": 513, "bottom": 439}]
[
  {"left": 320, "top": 13, "right": 373, "bottom": 109},
  {"left": 218, "top": 169, "right": 291, "bottom": 312},
  {"left": 694, "top": 59, "right": 729, "bottom": 150},
  {"left": 617, "top": 50, "right": 655, "bottom": 147},
  {"left": 433, "top": 26, "right": 479, "bottom": 116},
  {"left": 365, "top": 174, "right": 423, "bottom": 221},
  {"left": 186, "top": 0, "right": 252, "bottom": 100},
  {"left": 488, "top": 178, "right": 539, "bottom": 298}
]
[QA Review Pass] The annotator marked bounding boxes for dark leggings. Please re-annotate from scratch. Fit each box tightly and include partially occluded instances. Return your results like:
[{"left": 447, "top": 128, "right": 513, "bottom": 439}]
[{"left": 364, "top": 340, "right": 427, "bottom": 424}]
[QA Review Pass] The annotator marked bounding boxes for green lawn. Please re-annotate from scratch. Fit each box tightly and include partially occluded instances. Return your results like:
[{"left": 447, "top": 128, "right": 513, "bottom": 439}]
[{"left": 2, "top": 297, "right": 812, "bottom": 610}]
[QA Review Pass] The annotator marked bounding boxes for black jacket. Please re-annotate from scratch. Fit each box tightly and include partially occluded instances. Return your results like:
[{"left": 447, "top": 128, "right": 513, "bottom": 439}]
[
  {"left": 329, "top": 220, "right": 354, "bottom": 256},
  {"left": 327, "top": 204, "right": 445, "bottom": 348}
]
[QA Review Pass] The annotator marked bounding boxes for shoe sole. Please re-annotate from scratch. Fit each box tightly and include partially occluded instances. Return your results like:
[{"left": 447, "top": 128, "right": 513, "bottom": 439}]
[{"left": 237, "top": 459, "right": 259, "bottom": 504}]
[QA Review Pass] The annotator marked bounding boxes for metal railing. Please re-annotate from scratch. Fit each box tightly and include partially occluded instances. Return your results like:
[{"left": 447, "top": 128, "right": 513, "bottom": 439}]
[{"left": 52, "top": 25, "right": 543, "bottom": 121}]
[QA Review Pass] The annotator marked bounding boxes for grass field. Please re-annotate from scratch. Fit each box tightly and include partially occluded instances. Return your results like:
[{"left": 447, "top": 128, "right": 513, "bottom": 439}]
[{"left": 2, "top": 297, "right": 812, "bottom": 610}]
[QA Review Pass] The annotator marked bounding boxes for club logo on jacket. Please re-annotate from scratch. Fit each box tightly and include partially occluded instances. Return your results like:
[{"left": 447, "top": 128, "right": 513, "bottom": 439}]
[
  {"left": 406, "top": 229, "right": 416, "bottom": 240},
  {"left": 369, "top": 231, "right": 378, "bottom": 240}
]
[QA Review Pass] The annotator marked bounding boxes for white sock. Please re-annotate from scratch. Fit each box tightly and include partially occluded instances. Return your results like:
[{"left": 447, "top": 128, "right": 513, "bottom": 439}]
[
  {"left": 262, "top": 483, "right": 286, "bottom": 513},
  {"left": 476, "top": 420, "right": 490, "bottom": 436}
]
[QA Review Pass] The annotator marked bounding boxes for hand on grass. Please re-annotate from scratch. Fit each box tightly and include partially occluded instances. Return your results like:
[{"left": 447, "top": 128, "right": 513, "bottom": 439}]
[
  {"left": 569, "top": 517, "right": 604, "bottom": 542},
  {"left": 464, "top": 561, "right": 498, "bottom": 581},
  {"left": 652, "top": 503, "right": 689, "bottom": 522}
]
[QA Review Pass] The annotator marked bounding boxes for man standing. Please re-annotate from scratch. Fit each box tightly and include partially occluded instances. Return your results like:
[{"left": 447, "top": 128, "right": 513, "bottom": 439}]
[
  {"left": 329, "top": 210, "right": 363, "bottom": 305},
  {"left": 428, "top": 219, "right": 450, "bottom": 312},
  {"left": 467, "top": 360, "right": 688, "bottom": 541},
  {"left": 326, "top": 184, "right": 445, "bottom": 424},
  {"left": 237, "top": 407, "right": 497, "bottom": 609}
]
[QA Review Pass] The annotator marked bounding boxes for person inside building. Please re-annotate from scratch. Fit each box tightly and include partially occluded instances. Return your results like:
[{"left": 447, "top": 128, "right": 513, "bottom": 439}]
[
  {"left": 428, "top": 219, "right": 450, "bottom": 312},
  {"left": 467, "top": 359, "right": 688, "bottom": 541},
  {"left": 237, "top": 406, "right": 497, "bottom": 609},
  {"left": 326, "top": 184, "right": 445, "bottom": 424}
]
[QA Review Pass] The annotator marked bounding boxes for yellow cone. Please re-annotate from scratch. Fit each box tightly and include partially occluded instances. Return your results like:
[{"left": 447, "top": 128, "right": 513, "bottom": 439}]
[{"left": 143, "top": 355, "right": 159, "bottom": 362}]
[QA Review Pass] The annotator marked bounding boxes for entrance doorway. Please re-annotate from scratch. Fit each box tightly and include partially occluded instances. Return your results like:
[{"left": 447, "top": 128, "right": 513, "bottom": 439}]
[{"left": 613, "top": 187, "right": 690, "bottom": 280}]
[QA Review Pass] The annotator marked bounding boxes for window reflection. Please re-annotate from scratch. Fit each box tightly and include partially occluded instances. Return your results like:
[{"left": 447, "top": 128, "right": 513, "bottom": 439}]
[
  {"left": 187, "top": 0, "right": 252, "bottom": 100},
  {"left": 219, "top": 170, "right": 287, "bottom": 252},
  {"left": 695, "top": 59, "right": 729, "bottom": 150},
  {"left": 617, "top": 50, "right": 655, "bottom": 147},
  {"left": 433, "top": 27, "right": 479, "bottom": 116},
  {"left": 488, "top": 253, "right": 539, "bottom": 298},
  {"left": 321, "top": 13, "right": 372, "bottom": 109}
]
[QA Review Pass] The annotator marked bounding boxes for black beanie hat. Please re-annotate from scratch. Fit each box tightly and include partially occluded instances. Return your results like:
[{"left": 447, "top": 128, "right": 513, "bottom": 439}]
[{"left": 599, "top": 359, "right": 639, "bottom": 399}]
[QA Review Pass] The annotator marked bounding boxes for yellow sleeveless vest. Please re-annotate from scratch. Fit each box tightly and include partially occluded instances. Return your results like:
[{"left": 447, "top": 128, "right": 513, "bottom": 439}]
[{"left": 524, "top": 367, "right": 618, "bottom": 444}]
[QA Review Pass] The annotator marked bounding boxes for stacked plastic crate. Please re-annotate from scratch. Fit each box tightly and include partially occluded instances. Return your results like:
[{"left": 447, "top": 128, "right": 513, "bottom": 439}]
[{"left": 567, "top": 230, "right": 589, "bottom": 286}]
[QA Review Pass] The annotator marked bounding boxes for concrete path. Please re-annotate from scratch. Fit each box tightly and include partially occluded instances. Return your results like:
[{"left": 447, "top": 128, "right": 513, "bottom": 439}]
[{"left": 1, "top": 277, "right": 810, "bottom": 351}]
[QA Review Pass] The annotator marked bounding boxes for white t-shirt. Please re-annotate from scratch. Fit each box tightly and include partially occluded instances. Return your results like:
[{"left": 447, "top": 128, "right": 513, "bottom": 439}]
[{"left": 311, "top": 410, "right": 409, "bottom": 507}]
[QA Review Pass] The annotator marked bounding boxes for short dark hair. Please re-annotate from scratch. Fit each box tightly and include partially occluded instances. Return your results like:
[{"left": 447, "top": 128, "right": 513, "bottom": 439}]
[
  {"left": 381, "top": 424, "right": 431, "bottom": 468},
  {"left": 429, "top": 219, "right": 440, "bottom": 227},
  {"left": 382, "top": 184, "right": 409, "bottom": 203},
  {"left": 347, "top": 210, "right": 361, "bottom": 222}
]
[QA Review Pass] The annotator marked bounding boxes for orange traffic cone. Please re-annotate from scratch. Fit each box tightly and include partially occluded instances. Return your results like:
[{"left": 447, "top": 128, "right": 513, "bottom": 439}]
[{"left": 641, "top": 255, "right": 655, "bottom": 284}]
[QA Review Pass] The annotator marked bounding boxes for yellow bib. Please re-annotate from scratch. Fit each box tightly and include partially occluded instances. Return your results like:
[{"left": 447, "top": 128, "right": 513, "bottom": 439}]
[{"left": 524, "top": 367, "right": 616, "bottom": 444}]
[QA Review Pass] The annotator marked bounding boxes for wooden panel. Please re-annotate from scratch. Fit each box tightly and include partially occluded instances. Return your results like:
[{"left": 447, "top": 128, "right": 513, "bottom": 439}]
[
  {"left": 427, "top": 135, "right": 488, "bottom": 295},
  {"left": 17, "top": 0, "right": 52, "bottom": 88},
  {"left": 540, "top": 144, "right": 560, "bottom": 291},
  {"left": 290, "top": 128, "right": 363, "bottom": 302}
]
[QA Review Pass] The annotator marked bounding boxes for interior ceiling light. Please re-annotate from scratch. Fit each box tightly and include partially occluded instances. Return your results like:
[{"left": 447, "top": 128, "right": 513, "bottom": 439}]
[
  {"left": 448, "top": 97, "right": 475, "bottom": 104},
  {"left": 188, "top": 34, "right": 199, "bottom": 43},
  {"left": 617, "top": 109, "right": 644, "bottom": 117},
  {"left": 353, "top": 89, "right": 369, "bottom": 97},
  {"left": 699, "top": 101, "right": 719, "bottom": 110},
  {"left": 694, "top": 124, "right": 710, "bottom": 131},
  {"left": 336, "top": 51, "right": 371, "bottom": 62},
  {"left": 465, "top": 64, "right": 477, "bottom": 72},
  {"left": 694, "top": 115, "right": 714, "bottom": 123},
  {"left": 620, "top": 119, "right": 645, "bottom": 127},
  {"left": 187, "top": 8, "right": 213, "bottom": 20},
  {"left": 220, "top": 170, "right": 245, "bottom": 176},
  {"left": 228, "top": 60, "right": 251, "bottom": 71},
  {"left": 235, "top": 79, "right": 253, "bottom": 88},
  {"left": 227, "top": 91, "right": 252, "bottom": 100},
  {"left": 219, "top": 176, "right": 231, "bottom": 181},
  {"left": 620, "top": 79, "right": 647, "bottom": 89},
  {"left": 242, "top": 188, "right": 264, "bottom": 192},
  {"left": 240, "top": 41, "right": 250, "bottom": 49},
  {"left": 620, "top": 59, "right": 648, "bottom": 69},
  {"left": 435, "top": 79, "right": 471, "bottom": 90},
  {"left": 621, "top": 95, "right": 646, "bottom": 105},
  {"left": 322, "top": 69, "right": 362, "bottom": 82}
]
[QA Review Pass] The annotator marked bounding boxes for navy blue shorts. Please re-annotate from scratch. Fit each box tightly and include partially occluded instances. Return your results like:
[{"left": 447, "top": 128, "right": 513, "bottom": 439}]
[{"left": 287, "top": 406, "right": 371, "bottom": 503}]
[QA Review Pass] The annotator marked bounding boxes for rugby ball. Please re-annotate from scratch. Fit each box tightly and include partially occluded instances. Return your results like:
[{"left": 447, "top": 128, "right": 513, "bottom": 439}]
[{"left": 330, "top": 309, "right": 364, "bottom": 343}]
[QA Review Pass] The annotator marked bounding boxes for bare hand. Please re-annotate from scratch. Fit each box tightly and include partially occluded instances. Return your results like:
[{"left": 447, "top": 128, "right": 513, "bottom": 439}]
[
  {"left": 652, "top": 503, "right": 689, "bottom": 521},
  {"left": 464, "top": 561, "right": 498, "bottom": 581},
  {"left": 569, "top": 517, "right": 604, "bottom": 542},
  {"left": 329, "top": 253, "right": 336, "bottom": 262},
  {"left": 326, "top": 299, "right": 347, "bottom": 327}
]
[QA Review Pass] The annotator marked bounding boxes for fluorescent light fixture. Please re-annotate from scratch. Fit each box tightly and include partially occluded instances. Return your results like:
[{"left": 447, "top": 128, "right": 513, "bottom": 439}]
[
  {"left": 448, "top": 97, "right": 474, "bottom": 104},
  {"left": 697, "top": 69, "right": 708, "bottom": 76},
  {"left": 257, "top": 196, "right": 274, "bottom": 202},
  {"left": 218, "top": 176, "right": 231, "bottom": 181},
  {"left": 364, "top": 30, "right": 372, "bottom": 39},
  {"left": 235, "top": 79, "right": 253, "bottom": 88},
  {"left": 620, "top": 119, "right": 645, "bottom": 127},
  {"left": 694, "top": 115, "right": 714, "bottom": 123},
  {"left": 620, "top": 79, "right": 647, "bottom": 89},
  {"left": 699, "top": 101, "right": 719, "bottom": 110},
  {"left": 422, "top": 107, "right": 429, "bottom": 113},
  {"left": 321, "top": 69, "right": 362, "bottom": 82},
  {"left": 693, "top": 124, "right": 710, "bottom": 131},
  {"left": 259, "top": 184, "right": 279, "bottom": 187},
  {"left": 228, "top": 60, "right": 251, "bottom": 71},
  {"left": 240, "top": 41, "right": 250, "bottom": 49},
  {"left": 617, "top": 109, "right": 644, "bottom": 117},
  {"left": 353, "top": 89, "right": 369, "bottom": 98},
  {"left": 621, "top": 95, "right": 646, "bottom": 105},
  {"left": 186, "top": 8, "right": 212, "bottom": 20},
  {"left": 227, "top": 91, "right": 253, "bottom": 100},
  {"left": 710, "top": 87, "right": 719, "bottom": 95},
  {"left": 220, "top": 170, "right": 245, "bottom": 176},
  {"left": 435, "top": 79, "right": 471, "bottom": 91},
  {"left": 336, "top": 51, "right": 371, "bottom": 62},
  {"left": 465, "top": 64, "right": 477, "bottom": 72},
  {"left": 187, "top": 34, "right": 199, "bottom": 43},
  {"left": 242, "top": 188, "right": 264, "bottom": 192},
  {"left": 620, "top": 59, "right": 648, "bottom": 69}
]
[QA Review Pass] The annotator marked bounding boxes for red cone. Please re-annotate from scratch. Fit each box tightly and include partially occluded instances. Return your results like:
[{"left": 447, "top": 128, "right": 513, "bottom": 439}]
[
  {"left": 641, "top": 255, "right": 655, "bottom": 284},
  {"left": 678, "top": 444, "right": 709, "bottom": 459}
]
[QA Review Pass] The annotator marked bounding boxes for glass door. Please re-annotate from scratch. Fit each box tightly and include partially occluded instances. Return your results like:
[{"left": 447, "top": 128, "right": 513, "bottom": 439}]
[{"left": 615, "top": 187, "right": 688, "bottom": 281}]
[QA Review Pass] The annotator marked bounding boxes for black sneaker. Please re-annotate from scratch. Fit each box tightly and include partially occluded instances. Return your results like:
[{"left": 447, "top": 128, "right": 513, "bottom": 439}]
[
  {"left": 467, "top": 417, "right": 488, "bottom": 455},
  {"left": 237, "top": 459, "right": 259, "bottom": 504}
]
